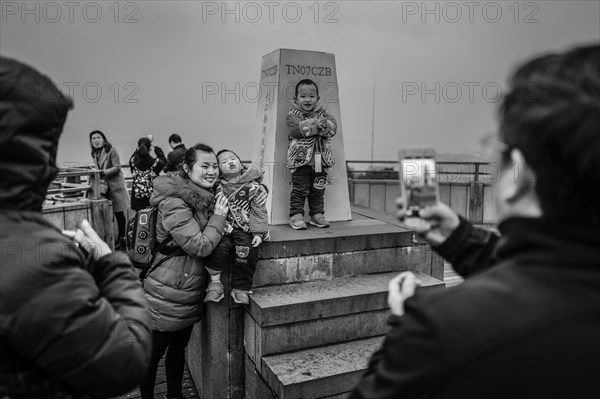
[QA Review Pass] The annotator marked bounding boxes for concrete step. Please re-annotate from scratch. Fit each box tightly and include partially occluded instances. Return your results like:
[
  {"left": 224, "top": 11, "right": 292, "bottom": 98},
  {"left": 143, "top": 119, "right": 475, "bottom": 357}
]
[
  {"left": 261, "top": 336, "right": 384, "bottom": 399},
  {"left": 254, "top": 218, "right": 444, "bottom": 287},
  {"left": 244, "top": 272, "right": 445, "bottom": 364}
]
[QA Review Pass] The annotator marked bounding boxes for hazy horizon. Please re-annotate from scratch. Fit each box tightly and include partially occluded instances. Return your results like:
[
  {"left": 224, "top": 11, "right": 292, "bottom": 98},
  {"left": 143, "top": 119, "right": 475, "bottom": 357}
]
[{"left": 1, "top": 1, "right": 598, "bottom": 166}]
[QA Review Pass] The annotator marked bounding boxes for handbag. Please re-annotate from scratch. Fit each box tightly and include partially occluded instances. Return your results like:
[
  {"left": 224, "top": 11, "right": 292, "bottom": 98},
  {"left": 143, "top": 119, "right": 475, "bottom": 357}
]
[{"left": 98, "top": 178, "right": 109, "bottom": 197}]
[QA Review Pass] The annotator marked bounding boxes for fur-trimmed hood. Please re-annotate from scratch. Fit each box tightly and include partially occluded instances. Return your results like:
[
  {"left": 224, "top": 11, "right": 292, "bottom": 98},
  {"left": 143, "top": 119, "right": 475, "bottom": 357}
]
[{"left": 150, "top": 172, "right": 214, "bottom": 213}]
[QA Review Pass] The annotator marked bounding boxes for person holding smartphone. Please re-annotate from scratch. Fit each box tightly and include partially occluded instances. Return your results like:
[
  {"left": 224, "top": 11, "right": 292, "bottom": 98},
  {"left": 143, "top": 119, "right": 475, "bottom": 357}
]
[{"left": 351, "top": 44, "right": 600, "bottom": 399}]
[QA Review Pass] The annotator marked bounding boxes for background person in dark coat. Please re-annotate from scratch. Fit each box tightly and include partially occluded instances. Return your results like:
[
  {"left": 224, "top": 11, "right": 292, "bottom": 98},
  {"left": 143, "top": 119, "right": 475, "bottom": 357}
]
[
  {"left": 129, "top": 136, "right": 167, "bottom": 211},
  {"left": 163, "top": 133, "right": 187, "bottom": 173},
  {"left": 0, "top": 56, "right": 152, "bottom": 398},
  {"left": 351, "top": 44, "right": 600, "bottom": 399}
]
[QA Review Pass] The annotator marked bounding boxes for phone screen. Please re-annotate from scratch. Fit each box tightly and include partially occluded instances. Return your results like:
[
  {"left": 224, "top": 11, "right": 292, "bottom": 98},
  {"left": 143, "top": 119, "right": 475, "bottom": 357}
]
[{"left": 399, "top": 148, "right": 438, "bottom": 216}]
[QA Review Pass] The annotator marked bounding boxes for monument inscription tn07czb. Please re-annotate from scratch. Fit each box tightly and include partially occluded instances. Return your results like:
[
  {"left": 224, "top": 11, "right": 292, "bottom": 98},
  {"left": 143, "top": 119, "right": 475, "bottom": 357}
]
[{"left": 251, "top": 48, "right": 351, "bottom": 225}]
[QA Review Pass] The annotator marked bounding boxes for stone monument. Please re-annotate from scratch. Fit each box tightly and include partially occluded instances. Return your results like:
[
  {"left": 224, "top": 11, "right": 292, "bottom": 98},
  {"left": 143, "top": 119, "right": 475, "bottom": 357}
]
[{"left": 252, "top": 48, "right": 352, "bottom": 225}]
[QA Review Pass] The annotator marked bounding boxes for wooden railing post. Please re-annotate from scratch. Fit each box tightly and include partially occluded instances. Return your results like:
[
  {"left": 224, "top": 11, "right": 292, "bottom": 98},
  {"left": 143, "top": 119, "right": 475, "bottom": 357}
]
[
  {"left": 468, "top": 182, "right": 484, "bottom": 224},
  {"left": 90, "top": 170, "right": 101, "bottom": 200},
  {"left": 89, "top": 199, "right": 114, "bottom": 249}
]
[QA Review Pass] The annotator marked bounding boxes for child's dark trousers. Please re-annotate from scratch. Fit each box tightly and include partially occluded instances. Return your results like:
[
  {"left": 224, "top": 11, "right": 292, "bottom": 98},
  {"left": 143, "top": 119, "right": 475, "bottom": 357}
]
[
  {"left": 205, "top": 228, "right": 258, "bottom": 291},
  {"left": 289, "top": 165, "right": 327, "bottom": 217}
]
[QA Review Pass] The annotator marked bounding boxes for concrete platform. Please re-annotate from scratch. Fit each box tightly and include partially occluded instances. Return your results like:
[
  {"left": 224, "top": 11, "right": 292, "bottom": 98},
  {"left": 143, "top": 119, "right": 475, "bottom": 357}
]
[
  {"left": 261, "top": 336, "right": 384, "bottom": 399},
  {"left": 245, "top": 272, "right": 445, "bottom": 365},
  {"left": 261, "top": 218, "right": 413, "bottom": 258},
  {"left": 190, "top": 204, "right": 445, "bottom": 399},
  {"left": 248, "top": 271, "right": 445, "bottom": 327},
  {"left": 253, "top": 205, "right": 444, "bottom": 287}
]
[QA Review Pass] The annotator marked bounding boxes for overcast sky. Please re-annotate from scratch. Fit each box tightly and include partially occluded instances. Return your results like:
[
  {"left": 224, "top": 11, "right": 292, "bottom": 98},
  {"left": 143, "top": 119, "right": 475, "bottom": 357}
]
[{"left": 1, "top": 0, "right": 599, "bottom": 166}]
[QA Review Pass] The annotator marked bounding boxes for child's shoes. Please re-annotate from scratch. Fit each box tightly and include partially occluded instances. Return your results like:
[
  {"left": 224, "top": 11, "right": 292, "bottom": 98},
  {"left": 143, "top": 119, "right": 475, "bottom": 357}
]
[
  {"left": 289, "top": 213, "right": 307, "bottom": 230},
  {"left": 310, "top": 213, "right": 330, "bottom": 228},
  {"left": 204, "top": 281, "right": 224, "bottom": 303},
  {"left": 231, "top": 288, "right": 252, "bottom": 305}
]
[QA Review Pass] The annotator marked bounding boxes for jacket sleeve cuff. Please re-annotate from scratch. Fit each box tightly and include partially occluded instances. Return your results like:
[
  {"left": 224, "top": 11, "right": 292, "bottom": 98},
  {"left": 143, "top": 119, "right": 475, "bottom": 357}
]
[
  {"left": 209, "top": 214, "right": 227, "bottom": 235},
  {"left": 252, "top": 231, "right": 270, "bottom": 240},
  {"left": 94, "top": 251, "right": 131, "bottom": 271},
  {"left": 433, "top": 216, "right": 472, "bottom": 263}
]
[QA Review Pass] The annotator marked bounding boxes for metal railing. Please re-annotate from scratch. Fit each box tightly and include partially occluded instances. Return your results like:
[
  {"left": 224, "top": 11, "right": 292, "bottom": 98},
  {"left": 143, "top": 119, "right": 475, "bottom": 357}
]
[
  {"left": 346, "top": 160, "right": 496, "bottom": 183},
  {"left": 47, "top": 165, "right": 137, "bottom": 203},
  {"left": 346, "top": 160, "right": 497, "bottom": 224}
]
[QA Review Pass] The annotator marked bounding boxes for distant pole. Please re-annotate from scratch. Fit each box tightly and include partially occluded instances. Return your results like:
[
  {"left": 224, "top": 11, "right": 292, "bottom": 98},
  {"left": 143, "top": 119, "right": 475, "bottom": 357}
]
[{"left": 370, "top": 75, "right": 376, "bottom": 166}]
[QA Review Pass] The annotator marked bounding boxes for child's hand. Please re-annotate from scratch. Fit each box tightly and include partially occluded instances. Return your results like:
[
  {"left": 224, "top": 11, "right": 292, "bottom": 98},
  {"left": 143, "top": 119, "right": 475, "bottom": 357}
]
[
  {"left": 317, "top": 118, "right": 328, "bottom": 130},
  {"left": 252, "top": 235, "right": 263, "bottom": 247},
  {"left": 300, "top": 118, "right": 319, "bottom": 137}
]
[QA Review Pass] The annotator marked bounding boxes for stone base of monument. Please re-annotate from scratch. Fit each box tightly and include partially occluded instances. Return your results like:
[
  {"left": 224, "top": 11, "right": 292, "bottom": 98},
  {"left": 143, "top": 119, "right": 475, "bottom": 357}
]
[{"left": 187, "top": 205, "right": 445, "bottom": 399}]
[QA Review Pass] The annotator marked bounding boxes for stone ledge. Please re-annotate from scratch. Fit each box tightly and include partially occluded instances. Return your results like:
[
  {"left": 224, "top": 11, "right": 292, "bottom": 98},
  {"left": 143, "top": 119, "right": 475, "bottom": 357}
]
[
  {"left": 260, "top": 218, "right": 414, "bottom": 259},
  {"left": 248, "top": 272, "right": 444, "bottom": 327},
  {"left": 261, "top": 336, "right": 384, "bottom": 399},
  {"left": 253, "top": 245, "right": 438, "bottom": 287}
]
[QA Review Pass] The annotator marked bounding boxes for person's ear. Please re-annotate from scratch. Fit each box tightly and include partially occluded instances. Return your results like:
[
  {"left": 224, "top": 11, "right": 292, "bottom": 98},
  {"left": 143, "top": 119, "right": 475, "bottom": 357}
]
[
  {"left": 505, "top": 148, "right": 536, "bottom": 203},
  {"left": 182, "top": 163, "right": 190, "bottom": 175}
]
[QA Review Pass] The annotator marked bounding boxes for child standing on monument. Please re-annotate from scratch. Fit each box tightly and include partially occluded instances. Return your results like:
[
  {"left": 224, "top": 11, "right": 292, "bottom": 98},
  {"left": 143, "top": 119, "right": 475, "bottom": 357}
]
[
  {"left": 286, "top": 78, "right": 337, "bottom": 230},
  {"left": 204, "top": 149, "right": 269, "bottom": 305}
]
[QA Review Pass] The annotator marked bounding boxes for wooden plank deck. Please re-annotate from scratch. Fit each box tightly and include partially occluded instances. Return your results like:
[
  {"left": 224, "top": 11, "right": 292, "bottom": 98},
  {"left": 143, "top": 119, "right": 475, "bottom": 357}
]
[{"left": 114, "top": 358, "right": 198, "bottom": 399}]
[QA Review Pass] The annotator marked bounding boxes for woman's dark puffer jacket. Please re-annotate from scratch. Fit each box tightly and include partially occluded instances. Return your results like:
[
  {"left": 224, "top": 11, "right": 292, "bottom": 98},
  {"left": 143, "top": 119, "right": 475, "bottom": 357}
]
[{"left": 144, "top": 173, "right": 227, "bottom": 332}]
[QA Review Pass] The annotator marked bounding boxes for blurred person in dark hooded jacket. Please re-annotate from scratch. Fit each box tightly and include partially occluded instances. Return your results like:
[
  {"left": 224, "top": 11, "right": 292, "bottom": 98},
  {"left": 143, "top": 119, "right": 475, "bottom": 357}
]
[{"left": 0, "top": 56, "right": 152, "bottom": 398}]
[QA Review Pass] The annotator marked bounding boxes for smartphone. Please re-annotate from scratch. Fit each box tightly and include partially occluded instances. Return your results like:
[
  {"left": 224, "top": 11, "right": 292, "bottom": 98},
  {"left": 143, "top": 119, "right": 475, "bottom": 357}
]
[{"left": 398, "top": 147, "right": 439, "bottom": 217}]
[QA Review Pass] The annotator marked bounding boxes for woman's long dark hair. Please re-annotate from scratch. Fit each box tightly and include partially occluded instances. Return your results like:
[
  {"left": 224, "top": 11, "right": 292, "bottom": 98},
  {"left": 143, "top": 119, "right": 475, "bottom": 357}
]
[{"left": 89, "top": 130, "right": 112, "bottom": 155}]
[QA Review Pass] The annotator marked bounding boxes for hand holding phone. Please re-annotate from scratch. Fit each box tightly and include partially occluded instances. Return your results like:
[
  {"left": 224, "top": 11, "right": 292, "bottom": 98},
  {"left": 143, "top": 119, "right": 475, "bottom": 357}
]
[
  {"left": 398, "top": 147, "right": 439, "bottom": 217},
  {"left": 62, "top": 219, "right": 112, "bottom": 260},
  {"left": 388, "top": 272, "right": 421, "bottom": 316}
]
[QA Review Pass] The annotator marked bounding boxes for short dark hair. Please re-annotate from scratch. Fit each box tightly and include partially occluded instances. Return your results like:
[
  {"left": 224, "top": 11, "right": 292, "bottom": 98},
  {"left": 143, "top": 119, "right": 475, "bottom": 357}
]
[
  {"left": 216, "top": 148, "right": 241, "bottom": 161},
  {"left": 294, "top": 79, "right": 319, "bottom": 98},
  {"left": 499, "top": 44, "right": 600, "bottom": 225},
  {"left": 169, "top": 133, "right": 182, "bottom": 144}
]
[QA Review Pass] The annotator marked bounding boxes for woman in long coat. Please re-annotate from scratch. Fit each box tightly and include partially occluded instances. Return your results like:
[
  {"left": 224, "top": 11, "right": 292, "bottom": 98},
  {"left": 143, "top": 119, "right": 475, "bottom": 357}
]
[
  {"left": 89, "top": 130, "right": 130, "bottom": 248},
  {"left": 139, "top": 143, "right": 229, "bottom": 399}
]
